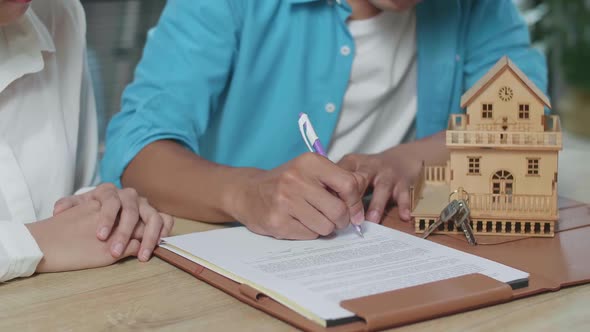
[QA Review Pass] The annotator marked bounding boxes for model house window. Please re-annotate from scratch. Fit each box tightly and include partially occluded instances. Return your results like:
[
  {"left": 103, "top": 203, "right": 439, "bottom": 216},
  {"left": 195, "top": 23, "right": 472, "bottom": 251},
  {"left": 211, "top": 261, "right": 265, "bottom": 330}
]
[
  {"left": 519, "top": 104, "right": 530, "bottom": 119},
  {"left": 482, "top": 104, "right": 493, "bottom": 119},
  {"left": 492, "top": 170, "right": 514, "bottom": 203},
  {"left": 527, "top": 158, "right": 540, "bottom": 175},
  {"left": 468, "top": 157, "right": 481, "bottom": 175}
]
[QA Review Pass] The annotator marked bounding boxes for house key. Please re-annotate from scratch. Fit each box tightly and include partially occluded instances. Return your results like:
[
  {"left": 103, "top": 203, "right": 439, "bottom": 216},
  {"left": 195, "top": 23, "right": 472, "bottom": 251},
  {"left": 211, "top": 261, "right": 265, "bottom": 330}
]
[
  {"left": 422, "top": 199, "right": 461, "bottom": 239},
  {"left": 422, "top": 199, "right": 477, "bottom": 246},
  {"left": 452, "top": 200, "right": 477, "bottom": 246}
]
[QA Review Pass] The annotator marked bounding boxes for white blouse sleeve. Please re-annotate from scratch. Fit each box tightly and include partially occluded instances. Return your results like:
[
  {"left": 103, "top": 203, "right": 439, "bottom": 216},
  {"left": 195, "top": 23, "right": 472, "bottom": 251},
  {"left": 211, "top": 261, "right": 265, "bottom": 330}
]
[
  {"left": 0, "top": 221, "right": 43, "bottom": 282},
  {"left": 74, "top": 52, "right": 99, "bottom": 190}
]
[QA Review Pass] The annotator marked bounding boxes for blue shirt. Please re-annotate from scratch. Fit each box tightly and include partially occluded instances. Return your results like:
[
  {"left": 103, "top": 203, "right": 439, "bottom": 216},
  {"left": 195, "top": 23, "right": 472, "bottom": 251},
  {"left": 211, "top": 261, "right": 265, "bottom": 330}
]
[{"left": 101, "top": 0, "right": 547, "bottom": 186}]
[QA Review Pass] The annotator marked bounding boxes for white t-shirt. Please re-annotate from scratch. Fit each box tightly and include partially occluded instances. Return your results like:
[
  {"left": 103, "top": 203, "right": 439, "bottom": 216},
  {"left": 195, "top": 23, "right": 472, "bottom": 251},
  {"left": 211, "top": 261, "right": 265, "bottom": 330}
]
[
  {"left": 327, "top": 10, "right": 417, "bottom": 162},
  {"left": 0, "top": 0, "right": 97, "bottom": 282}
]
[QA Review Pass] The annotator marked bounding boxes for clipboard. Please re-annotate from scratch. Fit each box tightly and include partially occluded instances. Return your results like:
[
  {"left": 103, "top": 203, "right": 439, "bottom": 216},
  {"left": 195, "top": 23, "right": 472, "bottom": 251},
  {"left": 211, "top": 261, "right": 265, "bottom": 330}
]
[{"left": 154, "top": 197, "right": 590, "bottom": 331}]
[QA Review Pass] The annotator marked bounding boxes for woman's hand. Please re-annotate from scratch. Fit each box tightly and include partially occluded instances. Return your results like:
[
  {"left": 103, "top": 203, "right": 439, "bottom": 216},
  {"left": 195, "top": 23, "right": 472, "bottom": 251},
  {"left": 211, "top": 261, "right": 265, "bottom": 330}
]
[
  {"left": 28, "top": 201, "right": 142, "bottom": 273},
  {"left": 53, "top": 183, "right": 174, "bottom": 261}
]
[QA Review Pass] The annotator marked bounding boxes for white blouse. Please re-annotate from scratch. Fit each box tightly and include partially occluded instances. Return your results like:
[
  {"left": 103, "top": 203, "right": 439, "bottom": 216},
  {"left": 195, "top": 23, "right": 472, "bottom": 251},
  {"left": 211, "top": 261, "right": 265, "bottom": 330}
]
[{"left": 0, "top": 0, "right": 97, "bottom": 282}]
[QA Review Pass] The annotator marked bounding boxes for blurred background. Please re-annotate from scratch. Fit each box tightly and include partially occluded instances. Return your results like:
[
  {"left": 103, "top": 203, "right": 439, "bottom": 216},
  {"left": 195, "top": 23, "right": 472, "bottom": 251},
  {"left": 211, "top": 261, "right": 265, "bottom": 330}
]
[
  {"left": 80, "top": 0, "right": 590, "bottom": 149},
  {"left": 515, "top": 0, "right": 590, "bottom": 140},
  {"left": 82, "top": 0, "right": 165, "bottom": 145}
]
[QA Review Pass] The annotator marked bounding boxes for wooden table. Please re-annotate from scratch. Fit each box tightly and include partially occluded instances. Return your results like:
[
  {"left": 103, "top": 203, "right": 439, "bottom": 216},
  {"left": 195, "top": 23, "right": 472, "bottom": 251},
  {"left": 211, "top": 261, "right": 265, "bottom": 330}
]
[{"left": 1, "top": 136, "right": 589, "bottom": 331}]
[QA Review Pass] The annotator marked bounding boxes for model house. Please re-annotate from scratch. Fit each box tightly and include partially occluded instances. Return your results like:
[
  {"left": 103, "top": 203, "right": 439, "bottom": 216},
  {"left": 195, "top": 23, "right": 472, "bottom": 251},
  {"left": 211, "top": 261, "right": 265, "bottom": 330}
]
[{"left": 411, "top": 56, "right": 562, "bottom": 237}]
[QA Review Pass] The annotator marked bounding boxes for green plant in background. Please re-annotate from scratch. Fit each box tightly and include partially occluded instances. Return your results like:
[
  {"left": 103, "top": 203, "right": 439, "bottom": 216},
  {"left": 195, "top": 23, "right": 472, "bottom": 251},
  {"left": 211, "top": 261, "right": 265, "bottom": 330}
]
[
  {"left": 541, "top": 0, "right": 590, "bottom": 91},
  {"left": 520, "top": 0, "right": 590, "bottom": 137}
]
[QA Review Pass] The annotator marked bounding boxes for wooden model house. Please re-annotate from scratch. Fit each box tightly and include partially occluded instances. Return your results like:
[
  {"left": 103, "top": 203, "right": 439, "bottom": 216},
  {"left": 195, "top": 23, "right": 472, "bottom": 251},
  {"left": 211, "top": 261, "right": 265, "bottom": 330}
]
[{"left": 411, "top": 56, "right": 562, "bottom": 237}]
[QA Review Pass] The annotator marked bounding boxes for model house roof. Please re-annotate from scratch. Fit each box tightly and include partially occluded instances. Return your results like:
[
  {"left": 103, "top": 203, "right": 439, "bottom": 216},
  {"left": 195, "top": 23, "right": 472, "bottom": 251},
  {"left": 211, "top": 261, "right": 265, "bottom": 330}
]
[{"left": 460, "top": 56, "right": 552, "bottom": 109}]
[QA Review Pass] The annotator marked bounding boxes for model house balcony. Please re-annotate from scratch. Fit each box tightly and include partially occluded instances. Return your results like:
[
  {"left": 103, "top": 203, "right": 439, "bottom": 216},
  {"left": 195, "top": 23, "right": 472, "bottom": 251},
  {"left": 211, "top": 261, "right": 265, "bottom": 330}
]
[{"left": 446, "top": 115, "right": 562, "bottom": 149}]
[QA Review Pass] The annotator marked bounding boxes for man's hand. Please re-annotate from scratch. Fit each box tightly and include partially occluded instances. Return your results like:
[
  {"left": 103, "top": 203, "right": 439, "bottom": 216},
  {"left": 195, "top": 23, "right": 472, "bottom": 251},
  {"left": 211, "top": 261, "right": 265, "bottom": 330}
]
[
  {"left": 338, "top": 132, "right": 449, "bottom": 224},
  {"left": 337, "top": 151, "right": 421, "bottom": 223},
  {"left": 53, "top": 183, "right": 174, "bottom": 261},
  {"left": 230, "top": 153, "right": 366, "bottom": 240},
  {"left": 28, "top": 202, "right": 143, "bottom": 273}
]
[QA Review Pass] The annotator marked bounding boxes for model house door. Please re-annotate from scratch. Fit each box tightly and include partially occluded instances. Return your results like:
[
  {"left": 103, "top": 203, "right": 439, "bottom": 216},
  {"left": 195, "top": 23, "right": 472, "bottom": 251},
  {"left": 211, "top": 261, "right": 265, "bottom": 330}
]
[{"left": 492, "top": 170, "right": 514, "bottom": 203}]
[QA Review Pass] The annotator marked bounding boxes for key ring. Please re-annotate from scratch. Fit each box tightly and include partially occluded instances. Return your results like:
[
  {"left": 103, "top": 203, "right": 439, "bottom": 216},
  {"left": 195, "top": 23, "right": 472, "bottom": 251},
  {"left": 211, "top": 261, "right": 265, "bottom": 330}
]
[{"left": 449, "top": 187, "right": 470, "bottom": 204}]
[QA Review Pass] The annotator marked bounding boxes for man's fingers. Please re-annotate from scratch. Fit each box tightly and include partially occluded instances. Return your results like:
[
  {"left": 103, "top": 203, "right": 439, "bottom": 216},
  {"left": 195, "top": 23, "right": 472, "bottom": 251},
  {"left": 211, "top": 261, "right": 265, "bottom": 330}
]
[
  {"left": 337, "top": 155, "right": 373, "bottom": 194},
  {"left": 258, "top": 214, "right": 318, "bottom": 241},
  {"left": 279, "top": 218, "right": 319, "bottom": 240},
  {"left": 333, "top": 172, "right": 365, "bottom": 226},
  {"left": 336, "top": 154, "right": 358, "bottom": 172},
  {"left": 298, "top": 179, "right": 350, "bottom": 230},
  {"left": 137, "top": 199, "right": 164, "bottom": 262},
  {"left": 291, "top": 198, "right": 336, "bottom": 236},
  {"left": 367, "top": 178, "right": 395, "bottom": 224},
  {"left": 308, "top": 156, "right": 365, "bottom": 226},
  {"left": 351, "top": 168, "right": 371, "bottom": 197},
  {"left": 393, "top": 182, "right": 412, "bottom": 221},
  {"left": 109, "top": 188, "right": 140, "bottom": 258}
]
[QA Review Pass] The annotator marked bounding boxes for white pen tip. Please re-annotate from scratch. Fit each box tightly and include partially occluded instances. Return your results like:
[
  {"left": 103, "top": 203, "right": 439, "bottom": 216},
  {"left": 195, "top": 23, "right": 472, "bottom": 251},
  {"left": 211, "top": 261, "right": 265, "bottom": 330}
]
[{"left": 355, "top": 225, "right": 364, "bottom": 238}]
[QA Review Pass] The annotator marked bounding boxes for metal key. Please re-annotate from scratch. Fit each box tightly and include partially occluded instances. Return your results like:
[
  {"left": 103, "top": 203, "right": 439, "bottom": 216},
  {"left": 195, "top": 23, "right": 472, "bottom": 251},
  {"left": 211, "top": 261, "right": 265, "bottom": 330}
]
[
  {"left": 452, "top": 200, "right": 477, "bottom": 246},
  {"left": 422, "top": 199, "right": 477, "bottom": 246},
  {"left": 422, "top": 199, "right": 462, "bottom": 239}
]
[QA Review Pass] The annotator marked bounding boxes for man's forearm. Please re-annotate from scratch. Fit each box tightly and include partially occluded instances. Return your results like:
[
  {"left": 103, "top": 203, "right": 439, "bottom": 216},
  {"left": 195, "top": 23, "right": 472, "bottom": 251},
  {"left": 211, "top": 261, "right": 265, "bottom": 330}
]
[
  {"left": 121, "top": 140, "right": 256, "bottom": 222},
  {"left": 121, "top": 133, "right": 448, "bottom": 222}
]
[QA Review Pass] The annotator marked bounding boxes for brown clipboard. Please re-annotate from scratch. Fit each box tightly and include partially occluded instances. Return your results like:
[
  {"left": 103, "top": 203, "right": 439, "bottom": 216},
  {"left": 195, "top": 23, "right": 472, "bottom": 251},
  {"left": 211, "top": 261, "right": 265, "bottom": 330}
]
[{"left": 154, "top": 197, "right": 590, "bottom": 332}]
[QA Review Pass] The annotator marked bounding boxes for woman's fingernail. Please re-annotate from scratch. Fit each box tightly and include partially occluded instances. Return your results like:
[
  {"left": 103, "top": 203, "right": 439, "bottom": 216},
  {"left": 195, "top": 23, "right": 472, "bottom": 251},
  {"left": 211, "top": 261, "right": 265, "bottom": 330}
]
[
  {"left": 141, "top": 249, "right": 151, "bottom": 261},
  {"left": 368, "top": 210, "right": 380, "bottom": 223},
  {"left": 99, "top": 227, "right": 110, "bottom": 239},
  {"left": 112, "top": 243, "right": 124, "bottom": 256}
]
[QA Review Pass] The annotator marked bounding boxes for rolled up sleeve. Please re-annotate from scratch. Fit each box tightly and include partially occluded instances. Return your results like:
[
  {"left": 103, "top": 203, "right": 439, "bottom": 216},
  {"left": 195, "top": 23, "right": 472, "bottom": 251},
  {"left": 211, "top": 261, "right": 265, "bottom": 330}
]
[
  {"left": 101, "top": 0, "right": 238, "bottom": 186},
  {"left": 0, "top": 221, "right": 43, "bottom": 282}
]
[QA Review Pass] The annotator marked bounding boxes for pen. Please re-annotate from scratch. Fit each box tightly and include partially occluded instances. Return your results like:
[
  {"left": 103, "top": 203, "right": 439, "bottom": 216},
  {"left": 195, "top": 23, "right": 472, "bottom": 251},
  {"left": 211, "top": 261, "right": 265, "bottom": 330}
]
[{"left": 298, "top": 112, "right": 364, "bottom": 238}]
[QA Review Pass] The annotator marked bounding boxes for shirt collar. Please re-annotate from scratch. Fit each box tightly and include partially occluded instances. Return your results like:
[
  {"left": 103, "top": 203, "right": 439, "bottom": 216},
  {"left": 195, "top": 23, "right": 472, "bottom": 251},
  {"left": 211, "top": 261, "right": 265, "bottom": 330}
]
[
  {"left": 0, "top": 8, "right": 56, "bottom": 93},
  {"left": 287, "top": 0, "right": 343, "bottom": 4},
  {"left": 287, "top": 0, "right": 349, "bottom": 13}
]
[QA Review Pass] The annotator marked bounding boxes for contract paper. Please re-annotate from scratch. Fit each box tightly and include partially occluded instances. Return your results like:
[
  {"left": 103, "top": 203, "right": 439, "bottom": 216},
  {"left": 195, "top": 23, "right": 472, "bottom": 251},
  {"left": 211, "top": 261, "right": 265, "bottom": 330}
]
[{"left": 160, "top": 222, "right": 527, "bottom": 326}]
